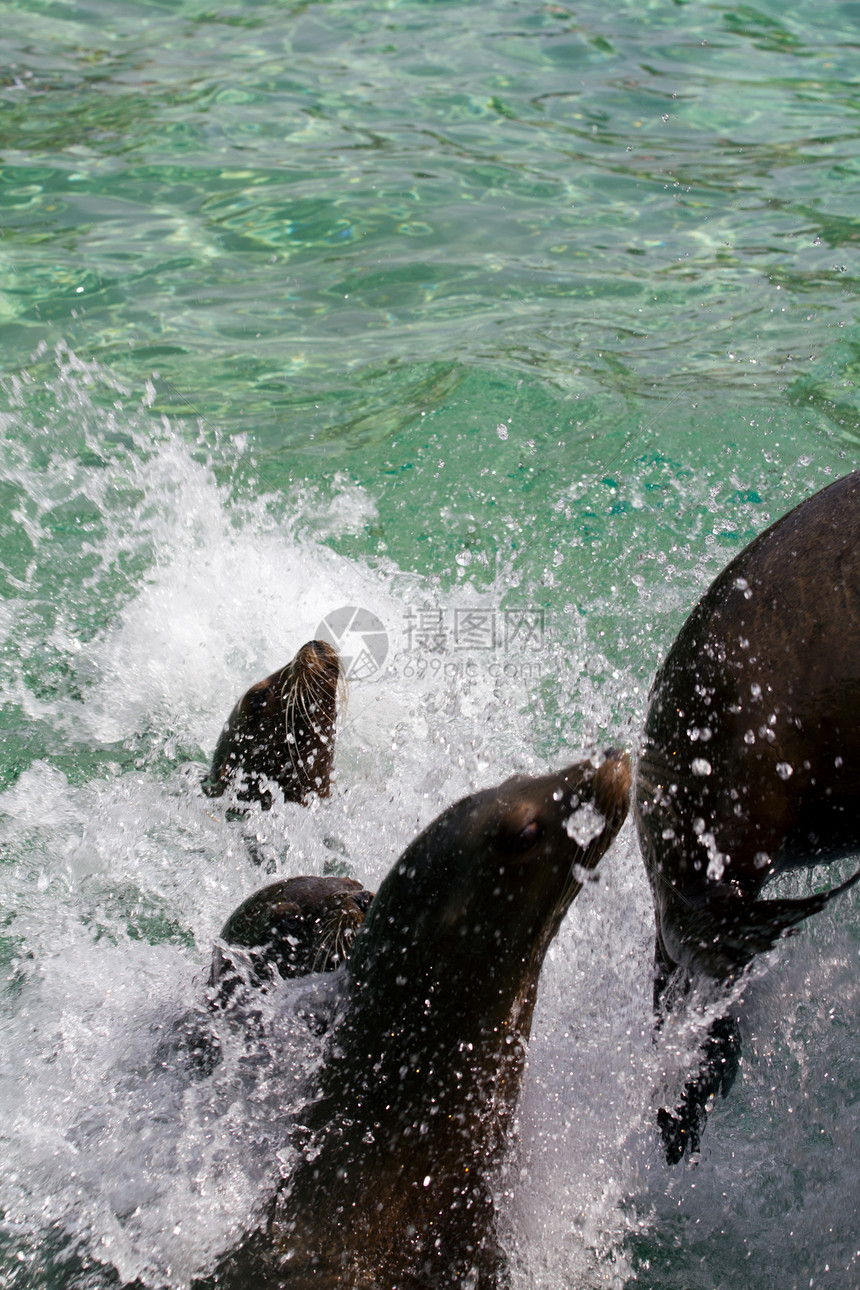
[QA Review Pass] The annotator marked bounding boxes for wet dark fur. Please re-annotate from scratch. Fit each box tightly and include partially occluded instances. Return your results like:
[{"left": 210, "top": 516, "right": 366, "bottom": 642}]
[
  {"left": 635, "top": 470, "right": 860, "bottom": 1158},
  {"left": 203, "top": 640, "right": 341, "bottom": 809},
  {"left": 209, "top": 876, "right": 375, "bottom": 1007},
  {"left": 201, "top": 753, "right": 631, "bottom": 1289}
]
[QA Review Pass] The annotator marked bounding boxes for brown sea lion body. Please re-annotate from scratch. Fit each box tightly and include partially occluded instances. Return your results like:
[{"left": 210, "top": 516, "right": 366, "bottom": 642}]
[
  {"left": 206, "top": 752, "right": 631, "bottom": 1289},
  {"left": 203, "top": 640, "right": 341, "bottom": 809},
  {"left": 636, "top": 470, "right": 860, "bottom": 988}
]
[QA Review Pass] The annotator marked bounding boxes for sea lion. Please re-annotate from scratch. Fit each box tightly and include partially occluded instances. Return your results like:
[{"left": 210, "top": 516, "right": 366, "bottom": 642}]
[
  {"left": 204, "top": 751, "right": 631, "bottom": 1290},
  {"left": 209, "top": 875, "right": 375, "bottom": 1007},
  {"left": 144, "top": 880, "right": 374, "bottom": 1087},
  {"left": 635, "top": 470, "right": 860, "bottom": 1158},
  {"left": 203, "top": 640, "right": 342, "bottom": 809}
]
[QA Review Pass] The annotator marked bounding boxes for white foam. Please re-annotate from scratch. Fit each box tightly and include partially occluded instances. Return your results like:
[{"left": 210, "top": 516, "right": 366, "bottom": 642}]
[{"left": 1, "top": 358, "right": 858, "bottom": 1289}]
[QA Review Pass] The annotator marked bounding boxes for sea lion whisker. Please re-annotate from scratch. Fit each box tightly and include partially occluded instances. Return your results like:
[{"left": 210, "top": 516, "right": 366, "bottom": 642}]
[
  {"left": 311, "top": 938, "right": 331, "bottom": 974},
  {"left": 336, "top": 670, "right": 349, "bottom": 717},
  {"left": 557, "top": 874, "right": 583, "bottom": 915},
  {"left": 289, "top": 682, "right": 327, "bottom": 750},
  {"left": 302, "top": 696, "right": 326, "bottom": 737},
  {"left": 282, "top": 691, "right": 304, "bottom": 778},
  {"left": 326, "top": 905, "right": 360, "bottom": 970},
  {"left": 311, "top": 908, "right": 352, "bottom": 973},
  {"left": 296, "top": 689, "right": 321, "bottom": 740},
  {"left": 311, "top": 915, "right": 336, "bottom": 973},
  {"left": 279, "top": 665, "right": 295, "bottom": 705},
  {"left": 204, "top": 640, "right": 340, "bottom": 809},
  {"left": 331, "top": 915, "right": 357, "bottom": 965}
]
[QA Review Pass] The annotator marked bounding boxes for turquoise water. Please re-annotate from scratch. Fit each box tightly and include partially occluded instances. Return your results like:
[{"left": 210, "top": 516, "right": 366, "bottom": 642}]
[{"left": 1, "top": 0, "right": 860, "bottom": 1286}]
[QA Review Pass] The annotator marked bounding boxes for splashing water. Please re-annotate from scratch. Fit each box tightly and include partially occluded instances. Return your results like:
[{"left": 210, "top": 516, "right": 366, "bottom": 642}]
[{"left": 0, "top": 355, "right": 858, "bottom": 1290}]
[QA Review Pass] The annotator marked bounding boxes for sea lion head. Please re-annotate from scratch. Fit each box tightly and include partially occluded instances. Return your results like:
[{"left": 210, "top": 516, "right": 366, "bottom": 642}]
[
  {"left": 208, "top": 875, "right": 375, "bottom": 1005},
  {"left": 347, "top": 751, "right": 631, "bottom": 1029},
  {"left": 203, "top": 639, "right": 342, "bottom": 808}
]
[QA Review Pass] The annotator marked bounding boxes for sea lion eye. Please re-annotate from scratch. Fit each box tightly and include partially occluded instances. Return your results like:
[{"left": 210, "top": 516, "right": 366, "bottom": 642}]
[{"left": 512, "top": 820, "right": 540, "bottom": 851}]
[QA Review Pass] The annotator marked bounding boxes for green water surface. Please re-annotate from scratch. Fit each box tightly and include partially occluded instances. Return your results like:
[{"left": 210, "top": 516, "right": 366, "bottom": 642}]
[{"left": 2, "top": 0, "right": 859, "bottom": 698}]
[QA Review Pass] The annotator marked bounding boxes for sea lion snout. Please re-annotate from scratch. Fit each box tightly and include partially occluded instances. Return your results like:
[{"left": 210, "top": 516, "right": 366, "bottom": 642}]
[
  {"left": 290, "top": 638, "right": 340, "bottom": 683},
  {"left": 555, "top": 750, "right": 631, "bottom": 834},
  {"left": 592, "top": 749, "right": 632, "bottom": 827},
  {"left": 497, "top": 753, "right": 630, "bottom": 856}
]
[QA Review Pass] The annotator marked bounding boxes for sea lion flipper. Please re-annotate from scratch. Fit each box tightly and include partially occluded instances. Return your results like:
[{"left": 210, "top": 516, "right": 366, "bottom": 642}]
[
  {"left": 658, "top": 1013, "right": 742, "bottom": 1164},
  {"left": 688, "top": 869, "right": 860, "bottom": 976}
]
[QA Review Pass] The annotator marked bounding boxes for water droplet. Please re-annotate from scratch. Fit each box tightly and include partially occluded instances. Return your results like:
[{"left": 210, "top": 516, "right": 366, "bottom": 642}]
[{"left": 565, "top": 803, "right": 606, "bottom": 847}]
